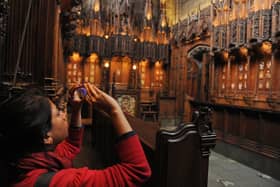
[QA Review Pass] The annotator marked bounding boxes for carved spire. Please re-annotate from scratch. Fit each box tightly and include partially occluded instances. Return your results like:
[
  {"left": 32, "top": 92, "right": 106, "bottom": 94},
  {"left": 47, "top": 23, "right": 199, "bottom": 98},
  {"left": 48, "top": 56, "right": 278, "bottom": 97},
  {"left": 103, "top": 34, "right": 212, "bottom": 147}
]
[
  {"left": 93, "top": 0, "right": 100, "bottom": 13},
  {"left": 144, "top": 0, "right": 153, "bottom": 28},
  {"left": 143, "top": 0, "right": 154, "bottom": 42},
  {"left": 158, "top": 2, "right": 167, "bottom": 31},
  {"left": 120, "top": 0, "right": 132, "bottom": 35},
  {"left": 112, "top": 0, "right": 121, "bottom": 34},
  {"left": 90, "top": 0, "right": 102, "bottom": 36},
  {"left": 157, "top": 1, "right": 168, "bottom": 44}
]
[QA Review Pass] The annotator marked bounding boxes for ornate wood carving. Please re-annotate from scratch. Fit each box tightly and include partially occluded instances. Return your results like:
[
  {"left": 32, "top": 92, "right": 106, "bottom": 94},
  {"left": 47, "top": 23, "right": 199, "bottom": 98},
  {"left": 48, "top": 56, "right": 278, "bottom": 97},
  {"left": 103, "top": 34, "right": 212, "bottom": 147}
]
[
  {"left": 157, "top": 44, "right": 169, "bottom": 64},
  {"left": 251, "top": 11, "right": 260, "bottom": 40},
  {"left": 272, "top": 2, "right": 280, "bottom": 37},
  {"left": 213, "top": 27, "right": 220, "bottom": 49},
  {"left": 74, "top": 35, "right": 87, "bottom": 56},
  {"left": 262, "top": 10, "right": 272, "bottom": 40},
  {"left": 192, "top": 107, "right": 216, "bottom": 157},
  {"left": 171, "top": 7, "right": 211, "bottom": 46},
  {"left": 239, "top": 19, "right": 247, "bottom": 45},
  {"left": 143, "top": 42, "right": 157, "bottom": 62},
  {"left": 111, "top": 34, "right": 133, "bottom": 57},
  {"left": 230, "top": 20, "right": 238, "bottom": 46},
  {"left": 88, "top": 35, "right": 105, "bottom": 57}
]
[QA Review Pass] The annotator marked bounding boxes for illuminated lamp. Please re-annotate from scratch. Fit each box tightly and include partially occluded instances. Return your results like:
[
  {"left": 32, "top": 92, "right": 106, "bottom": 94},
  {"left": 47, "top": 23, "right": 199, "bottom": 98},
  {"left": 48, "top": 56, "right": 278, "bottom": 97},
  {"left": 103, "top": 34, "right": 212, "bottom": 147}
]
[
  {"left": 240, "top": 47, "right": 248, "bottom": 57},
  {"left": 104, "top": 61, "right": 110, "bottom": 68},
  {"left": 261, "top": 41, "right": 272, "bottom": 55},
  {"left": 132, "top": 64, "right": 137, "bottom": 70}
]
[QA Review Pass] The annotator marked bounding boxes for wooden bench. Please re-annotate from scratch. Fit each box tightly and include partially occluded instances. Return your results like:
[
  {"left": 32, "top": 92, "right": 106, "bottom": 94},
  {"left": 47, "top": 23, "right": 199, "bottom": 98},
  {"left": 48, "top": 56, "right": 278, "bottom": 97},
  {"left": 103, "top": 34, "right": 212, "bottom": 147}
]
[{"left": 91, "top": 107, "right": 216, "bottom": 187}]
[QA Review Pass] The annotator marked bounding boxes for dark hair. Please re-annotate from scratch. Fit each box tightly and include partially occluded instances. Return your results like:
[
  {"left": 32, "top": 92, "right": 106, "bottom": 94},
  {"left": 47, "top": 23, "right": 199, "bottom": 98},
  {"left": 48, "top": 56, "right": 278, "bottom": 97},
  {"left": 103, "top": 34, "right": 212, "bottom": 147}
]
[{"left": 0, "top": 88, "right": 52, "bottom": 185}]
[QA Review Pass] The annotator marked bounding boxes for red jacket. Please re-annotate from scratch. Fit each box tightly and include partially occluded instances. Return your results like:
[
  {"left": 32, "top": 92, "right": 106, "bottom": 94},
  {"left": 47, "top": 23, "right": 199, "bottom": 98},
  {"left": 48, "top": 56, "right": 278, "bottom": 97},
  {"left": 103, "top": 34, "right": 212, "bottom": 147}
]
[{"left": 12, "top": 128, "right": 151, "bottom": 187}]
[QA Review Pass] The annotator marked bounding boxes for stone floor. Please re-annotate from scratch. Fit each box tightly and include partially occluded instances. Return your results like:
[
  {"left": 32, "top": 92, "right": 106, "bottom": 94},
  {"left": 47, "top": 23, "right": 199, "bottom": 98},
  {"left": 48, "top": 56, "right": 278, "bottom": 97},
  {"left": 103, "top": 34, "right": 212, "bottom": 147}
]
[{"left": 208, "top": 151, "right": 280, "bottom": 187}]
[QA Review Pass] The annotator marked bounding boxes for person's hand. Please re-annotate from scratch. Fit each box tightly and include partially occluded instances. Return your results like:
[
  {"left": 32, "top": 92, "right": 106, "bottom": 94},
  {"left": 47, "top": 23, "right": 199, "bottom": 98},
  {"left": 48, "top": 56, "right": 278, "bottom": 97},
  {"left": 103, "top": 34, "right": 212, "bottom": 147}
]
[
  {"left": 68, "top": 85, "right": 84, "bottom": 111},
  {"left": 84, "top": 83, "right": 122, "bottom": 115},
  {"left": 85, "top": 83, "right": 132, "bottom": 135}
]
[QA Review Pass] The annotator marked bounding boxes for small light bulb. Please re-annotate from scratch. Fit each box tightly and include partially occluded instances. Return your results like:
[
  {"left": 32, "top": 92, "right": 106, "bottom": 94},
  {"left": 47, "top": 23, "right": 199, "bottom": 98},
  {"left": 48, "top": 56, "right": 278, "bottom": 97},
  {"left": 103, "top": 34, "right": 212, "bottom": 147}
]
[
  {"left": 132, "top": 64, "right": 137, "bottom": 70},
  {"left": 104, "top": 62, "right": 110, "bottom": 68}
]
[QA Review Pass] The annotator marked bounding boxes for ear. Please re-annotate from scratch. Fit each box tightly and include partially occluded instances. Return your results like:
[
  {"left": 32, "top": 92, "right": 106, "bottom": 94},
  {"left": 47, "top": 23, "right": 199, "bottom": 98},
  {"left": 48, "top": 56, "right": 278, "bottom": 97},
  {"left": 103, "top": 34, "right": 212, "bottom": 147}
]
[{"left": 44, "top": 132, "right": 54, "bottom": 145}]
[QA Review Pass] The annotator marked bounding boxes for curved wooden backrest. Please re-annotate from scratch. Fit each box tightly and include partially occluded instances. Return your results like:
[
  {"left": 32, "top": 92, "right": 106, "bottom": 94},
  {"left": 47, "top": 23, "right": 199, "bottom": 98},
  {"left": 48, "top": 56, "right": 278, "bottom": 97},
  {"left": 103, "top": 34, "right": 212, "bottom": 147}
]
[{"left": 156, "top": 124, "right": 199, "bottom": 187}]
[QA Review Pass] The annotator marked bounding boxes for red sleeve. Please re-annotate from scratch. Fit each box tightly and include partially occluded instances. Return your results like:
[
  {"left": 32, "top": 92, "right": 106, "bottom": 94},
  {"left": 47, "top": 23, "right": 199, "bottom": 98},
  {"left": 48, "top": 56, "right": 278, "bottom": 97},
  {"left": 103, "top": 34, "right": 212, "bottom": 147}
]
[
  {"left": 54, "top": 127, "right": 84, "bottom": 160},
  {"left": 50, "top": 135, "right": 152, "bottom": 187}
]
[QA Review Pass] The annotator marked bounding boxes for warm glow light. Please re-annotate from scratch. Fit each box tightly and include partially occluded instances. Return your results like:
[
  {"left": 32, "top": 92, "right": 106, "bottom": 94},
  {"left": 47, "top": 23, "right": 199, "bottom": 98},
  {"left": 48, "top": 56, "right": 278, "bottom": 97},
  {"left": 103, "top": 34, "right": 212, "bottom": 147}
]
[
  {"left": 70, "top": 52, "right": 82, "bottom": 62},
  {"left": 89, "top": 53, "right": 98, "bottom": 62},
  {"left": 224, "top": 6, "right": 229, "bottom": 11},
  {"left": 132, "top": 64, "right": 137, "bottom": 70},
  {"left": 134, "top": 38, "right": 138, "bottom": 42},
  {"left": 223, "top": 51, "right": 229, "bottom": 60},
  {"left": 141, "top": 60, "right": 148, "bottom": 65},
  {"left": 261, "top": 41, "right": 272, "bottom": 55},
  {"left": 194, "top": 36, "right": 200, "bottom": 41},
  {"left": 147, "top": 13, "right": 152, "bottom": 20},
  {"left": 155, "top": 61, "right": 161, "bottom": 67},
  {"left": 104, "top": 34, "right": 109, "bottom": 39},
  {"left": 161, "top": 20, "right": 166, "bottom": 28},
  {"left": 104, "top": 61, "right": 110, "bottom": 68},
  {"left": 145, "top": 0, "right": 153, "bottom": 21},
  {"left": 240, "top": 47, "right": 248, "bottom": 56},
  {"left": 82, "top": 26, "right": 90, "bottom": 36},
  {"left": 93, "top": 0, "right": 100, "bottom": 12}
]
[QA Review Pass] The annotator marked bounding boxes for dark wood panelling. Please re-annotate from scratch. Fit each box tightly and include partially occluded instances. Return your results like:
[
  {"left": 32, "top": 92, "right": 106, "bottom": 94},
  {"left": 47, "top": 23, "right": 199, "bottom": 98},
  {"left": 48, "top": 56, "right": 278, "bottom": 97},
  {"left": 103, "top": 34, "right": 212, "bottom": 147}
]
[
  {"left": 226, "top": 109, "right": 240, "bottom": 137},
  {"left": 262, "top": 113, "right": 280, "bottom": 149},
  {"left": 242, "top": 111, "right": 260, "bottom": 142},
  {"left": 191, "top": 101, "right": 280, "bottom": 159},
  {"left": 3, "top": 0, "right": 60, "bottom": 84},
  {"left": 212, "top": 108, "right": 225, "bottom": 138}
]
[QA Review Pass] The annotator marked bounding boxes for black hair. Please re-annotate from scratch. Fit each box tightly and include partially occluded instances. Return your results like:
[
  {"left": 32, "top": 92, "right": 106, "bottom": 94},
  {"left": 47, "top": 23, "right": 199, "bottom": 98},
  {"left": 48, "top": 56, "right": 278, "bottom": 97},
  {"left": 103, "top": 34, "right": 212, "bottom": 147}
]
[{"left": 0, "top": 88, "right": 52, "bottom": 186}]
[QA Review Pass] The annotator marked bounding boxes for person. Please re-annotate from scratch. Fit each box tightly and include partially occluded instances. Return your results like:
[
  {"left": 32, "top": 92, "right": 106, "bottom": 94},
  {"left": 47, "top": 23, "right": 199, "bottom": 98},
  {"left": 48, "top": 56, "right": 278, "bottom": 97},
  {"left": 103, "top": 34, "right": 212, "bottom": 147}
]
[{"left": 0, "top": 83, "right": 151, "bottom": 186}]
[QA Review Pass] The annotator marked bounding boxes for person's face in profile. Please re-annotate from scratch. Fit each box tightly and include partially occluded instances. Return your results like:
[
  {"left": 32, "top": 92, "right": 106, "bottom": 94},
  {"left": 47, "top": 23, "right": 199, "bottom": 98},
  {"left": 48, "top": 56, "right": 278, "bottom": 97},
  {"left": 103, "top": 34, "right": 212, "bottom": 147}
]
[{"left": 44, "top": 101, "right": 69, "bottom": 145}]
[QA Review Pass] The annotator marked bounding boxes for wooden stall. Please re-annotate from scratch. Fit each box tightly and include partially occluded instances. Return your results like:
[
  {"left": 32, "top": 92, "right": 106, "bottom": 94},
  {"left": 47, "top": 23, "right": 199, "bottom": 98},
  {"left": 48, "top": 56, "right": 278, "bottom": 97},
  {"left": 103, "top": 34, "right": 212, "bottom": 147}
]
[{"left": 91, "top": 107, "right": 216, "bottom": 187}]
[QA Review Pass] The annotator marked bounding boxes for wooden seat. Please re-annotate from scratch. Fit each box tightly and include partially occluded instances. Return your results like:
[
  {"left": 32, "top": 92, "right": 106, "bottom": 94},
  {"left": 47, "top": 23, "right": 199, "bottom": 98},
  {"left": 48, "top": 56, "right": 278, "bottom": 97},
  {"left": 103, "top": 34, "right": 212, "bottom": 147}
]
[
  {"left": 140, "top": 101, "right": 158, "bottom": 121},
  {"left": 141, "top": 111, "right": 158, "bottom": 121}
]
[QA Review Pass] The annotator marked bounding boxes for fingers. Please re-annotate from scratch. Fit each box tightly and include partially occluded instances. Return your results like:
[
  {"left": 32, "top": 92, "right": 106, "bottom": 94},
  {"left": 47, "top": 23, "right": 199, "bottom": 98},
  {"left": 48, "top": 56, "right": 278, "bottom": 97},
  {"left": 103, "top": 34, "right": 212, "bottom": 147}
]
[
  {"left": 84, "top": 83, "right": 103, "bottom": 104},
  {"left": 85, "top": 94, "right": 95, "bottom": 103},
  {"left": 84, "top": 84, "right": 95, "bottom": 102},
  {"left": 84, "top": 83, "right": 98, "bottom": 97},
  {"left": 90, "top": 84, "right": 103, "bottom": 95}
]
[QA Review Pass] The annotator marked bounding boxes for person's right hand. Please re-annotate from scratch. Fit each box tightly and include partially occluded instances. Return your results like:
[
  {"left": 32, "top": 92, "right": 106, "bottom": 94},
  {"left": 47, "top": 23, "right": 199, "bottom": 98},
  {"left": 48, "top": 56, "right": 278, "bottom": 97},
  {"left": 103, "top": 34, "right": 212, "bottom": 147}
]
[
  {"left": 68, "top": 85, "right": 84, "bottom": 112},
  {"left": 84, "top": 83, "right": 122, "bottom": 116}
]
